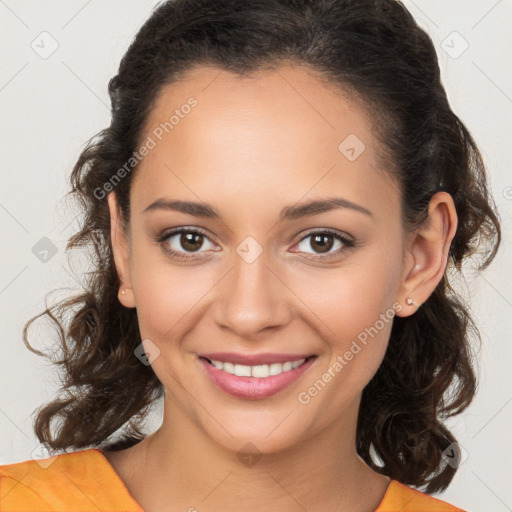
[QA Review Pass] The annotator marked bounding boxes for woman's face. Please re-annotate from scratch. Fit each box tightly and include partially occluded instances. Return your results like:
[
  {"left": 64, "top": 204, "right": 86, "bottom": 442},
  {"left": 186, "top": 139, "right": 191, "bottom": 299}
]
[{"left": 111, "top": 64, "right": 413, "bottom": 454}]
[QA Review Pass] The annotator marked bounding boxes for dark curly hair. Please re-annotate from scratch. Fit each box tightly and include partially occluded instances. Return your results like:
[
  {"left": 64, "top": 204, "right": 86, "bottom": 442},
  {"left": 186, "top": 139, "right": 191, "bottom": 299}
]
[{"left": 23, "top": 0, "right": 501, "bottom": 495}]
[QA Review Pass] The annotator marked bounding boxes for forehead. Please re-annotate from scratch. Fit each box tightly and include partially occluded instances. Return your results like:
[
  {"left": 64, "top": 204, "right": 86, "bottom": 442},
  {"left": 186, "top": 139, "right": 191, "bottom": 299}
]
[{"left": 130, "top": 64, "right": 398, "bottom": 221}]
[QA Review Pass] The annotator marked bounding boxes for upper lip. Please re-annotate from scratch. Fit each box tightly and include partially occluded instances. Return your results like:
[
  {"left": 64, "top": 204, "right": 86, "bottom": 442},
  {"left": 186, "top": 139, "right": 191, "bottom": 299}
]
[{"left": 199, "top": 352, "right": 315, "bottom": 366}]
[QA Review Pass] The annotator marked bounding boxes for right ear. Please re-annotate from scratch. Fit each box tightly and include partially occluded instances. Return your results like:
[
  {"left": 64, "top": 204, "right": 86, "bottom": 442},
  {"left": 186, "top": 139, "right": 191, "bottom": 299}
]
[{"left": 107, "top": 192, "right": 135, "bottom": 308}]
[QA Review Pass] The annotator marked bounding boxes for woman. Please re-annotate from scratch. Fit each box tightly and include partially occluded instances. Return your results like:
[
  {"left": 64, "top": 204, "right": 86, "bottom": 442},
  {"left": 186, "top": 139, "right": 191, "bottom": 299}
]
[{"left": 0, "top": 0, "right": 501, "bottom": 511}]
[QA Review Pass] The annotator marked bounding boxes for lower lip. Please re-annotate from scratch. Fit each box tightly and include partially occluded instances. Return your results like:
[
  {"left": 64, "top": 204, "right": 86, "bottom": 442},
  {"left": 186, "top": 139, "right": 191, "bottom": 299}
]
[{"left": 198, "top": 356, "right": 317, "bottom": 400}]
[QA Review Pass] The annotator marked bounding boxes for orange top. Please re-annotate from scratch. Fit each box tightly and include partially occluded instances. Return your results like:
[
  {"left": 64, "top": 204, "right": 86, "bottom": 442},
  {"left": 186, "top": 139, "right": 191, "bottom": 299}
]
[{"left": 0, "top": 448, "right": 466, "bottom": 511}]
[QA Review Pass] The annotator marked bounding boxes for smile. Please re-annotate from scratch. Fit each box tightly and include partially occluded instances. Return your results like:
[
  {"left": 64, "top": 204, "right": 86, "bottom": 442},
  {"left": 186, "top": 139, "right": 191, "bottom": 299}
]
[{"left": 198, "top": 355, "right": 317, "bottom": 399}]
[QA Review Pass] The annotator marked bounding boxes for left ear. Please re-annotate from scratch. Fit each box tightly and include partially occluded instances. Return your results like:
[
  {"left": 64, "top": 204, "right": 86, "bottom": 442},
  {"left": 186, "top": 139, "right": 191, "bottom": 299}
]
[{"left": 395, "top": 191, "right": 458, "bottom": 317}]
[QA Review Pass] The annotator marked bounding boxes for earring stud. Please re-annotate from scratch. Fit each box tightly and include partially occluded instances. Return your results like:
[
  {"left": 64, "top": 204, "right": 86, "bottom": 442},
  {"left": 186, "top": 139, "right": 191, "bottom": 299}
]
[
  {"left": 121, "top": 288, "right": 126, "bottom": 295},
  {"left": 405, "top": 297, "right": 416, "bottom": 306}
]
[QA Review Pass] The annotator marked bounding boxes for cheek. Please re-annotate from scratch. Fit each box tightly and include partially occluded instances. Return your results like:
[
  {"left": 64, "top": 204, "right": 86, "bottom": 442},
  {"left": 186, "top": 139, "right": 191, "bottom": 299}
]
[
  {"left": 288, "top": 239, "right": 403, "bottom": 386},
  {"left": 291, "top": 277, "right": 397, "bottom": 419},
  {"left": 295, "top": 269, "right": 395, "bottom": 377},
  {"left": 292, "top": 243, "right": 402, "bottom": 340},
  {"left": 128, "top": 240, "right": 216, "bottom": 342}
]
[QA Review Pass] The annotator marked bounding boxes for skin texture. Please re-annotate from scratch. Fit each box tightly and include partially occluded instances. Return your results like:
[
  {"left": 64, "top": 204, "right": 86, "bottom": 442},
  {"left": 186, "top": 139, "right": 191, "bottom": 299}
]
[{"left": 104, "top": 64, "right": 457, "bottom": 512}]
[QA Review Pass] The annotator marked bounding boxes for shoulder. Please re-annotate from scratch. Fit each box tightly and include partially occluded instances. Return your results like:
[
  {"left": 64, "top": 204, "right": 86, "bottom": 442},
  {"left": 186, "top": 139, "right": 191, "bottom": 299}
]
[
  {"left": 0, "top": 448, "right": 141, "bottom": 511},
  {"left": 376, "top": 479, "right": 466, "bottom": 512}
]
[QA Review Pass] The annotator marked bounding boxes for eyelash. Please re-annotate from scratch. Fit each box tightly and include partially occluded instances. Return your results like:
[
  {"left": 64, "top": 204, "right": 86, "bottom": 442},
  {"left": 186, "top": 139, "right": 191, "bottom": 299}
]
[{"left": 156, "top": 227, "right": 356, "bottom": 262}]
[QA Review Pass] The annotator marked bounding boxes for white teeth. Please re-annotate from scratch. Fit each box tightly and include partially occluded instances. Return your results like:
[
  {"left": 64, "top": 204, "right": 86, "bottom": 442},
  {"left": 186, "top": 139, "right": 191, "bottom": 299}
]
[
  {"left": 282, "top": 361, "right": 293, "bottom": 372},
  {"left": 234, "top": 364, "right": 252, "bottom": 377},
  {"left": 223, "top": 362, "right": 235, "bottom": 374},
  {"left": 269, "top": 363, "right": 282, "bottom": 376},
  {"left": 207, "top": 358, "right": 306, "bottom": 378},
  {"left": 251, "top": 364, "right": 270, "bottom": 378}
]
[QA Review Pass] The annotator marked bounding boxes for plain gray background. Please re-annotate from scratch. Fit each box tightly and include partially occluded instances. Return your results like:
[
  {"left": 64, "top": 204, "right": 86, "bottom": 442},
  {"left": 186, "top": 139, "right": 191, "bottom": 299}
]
[{"left": 1, "top": 1, "right": 511, "bottom": 511}]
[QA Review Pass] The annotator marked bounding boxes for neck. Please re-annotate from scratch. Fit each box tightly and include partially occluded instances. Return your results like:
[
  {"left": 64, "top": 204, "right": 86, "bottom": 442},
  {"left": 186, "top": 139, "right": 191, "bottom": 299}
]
[{"left": 106, "top": 393, "right": 390, "bottom": 512}]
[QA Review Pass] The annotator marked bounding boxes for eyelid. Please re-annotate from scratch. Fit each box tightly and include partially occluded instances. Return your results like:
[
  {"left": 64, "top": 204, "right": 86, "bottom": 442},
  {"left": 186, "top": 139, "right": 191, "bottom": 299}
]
[
  {"left": 157, "top": 225, "right": 215, "bottom": 242},
  {"left": 295, "top": 227, "right": 355, "bottom": 244}
]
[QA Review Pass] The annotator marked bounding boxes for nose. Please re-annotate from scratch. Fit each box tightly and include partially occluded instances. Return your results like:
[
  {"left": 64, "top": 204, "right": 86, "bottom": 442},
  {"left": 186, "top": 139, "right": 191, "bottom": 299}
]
[{"left": 212, "top": 249, "right": 293, "bottom": 339}]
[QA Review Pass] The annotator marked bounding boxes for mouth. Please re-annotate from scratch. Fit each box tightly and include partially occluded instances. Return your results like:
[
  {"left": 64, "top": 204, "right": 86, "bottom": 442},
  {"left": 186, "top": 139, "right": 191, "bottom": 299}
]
[{"left": 198, "top": 354, "right": 317, "bottom": 399}]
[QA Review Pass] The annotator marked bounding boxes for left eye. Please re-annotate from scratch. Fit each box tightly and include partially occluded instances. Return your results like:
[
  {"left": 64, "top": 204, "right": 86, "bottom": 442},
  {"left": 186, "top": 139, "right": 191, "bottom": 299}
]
[{"left": 293, "top": 230, "right": 353, "bottom": 257}]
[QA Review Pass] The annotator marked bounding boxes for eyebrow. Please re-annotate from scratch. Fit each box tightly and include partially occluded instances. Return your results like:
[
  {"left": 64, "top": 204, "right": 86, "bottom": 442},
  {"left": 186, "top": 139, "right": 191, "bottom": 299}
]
[{"left": 143, "top": 196, "right": 373, "bottom": 220}]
